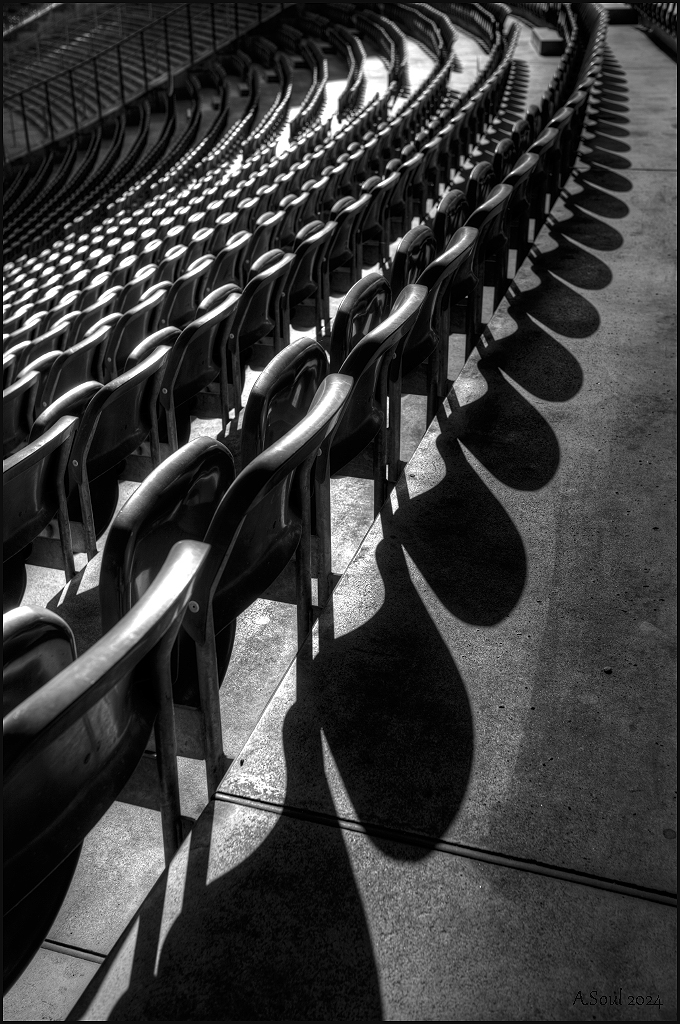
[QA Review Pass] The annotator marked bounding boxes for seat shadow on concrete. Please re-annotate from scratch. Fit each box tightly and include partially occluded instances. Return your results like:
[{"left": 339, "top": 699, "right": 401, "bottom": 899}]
[
  {"left": 506, "top": 248, "right": 602, "bottom": 337},
  {"left": 387, "top": 427, "right": 527, "bottom": 628},
  {"left": 72, "top": 797, "right": 385, "bottom": 1020},
  {"left": 303, "top": 526, "right": 475, "bottom": 848},
  {"left": 479, "top": 306, "right": 584, "bottom": 403},
  {"left": 71, "top": 525, "right": 478, "bottom": 1018},
  {"left": 457, "top": 359, "right": 562, "bottom": 491}
]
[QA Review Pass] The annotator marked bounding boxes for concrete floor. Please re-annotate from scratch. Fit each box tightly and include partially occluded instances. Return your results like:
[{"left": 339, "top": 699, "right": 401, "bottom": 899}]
[{"left": 4, "top": 17, "right": 677, "bottom": 1024}]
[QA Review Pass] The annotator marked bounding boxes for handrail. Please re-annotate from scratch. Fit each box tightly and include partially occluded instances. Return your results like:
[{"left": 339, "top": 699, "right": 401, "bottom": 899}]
[
  {"left": 4, "top": 3, "right": 295, "bottom": 161},
  {"left": 4, "top": 5, "right": 185, "bottom": 100},
  {"left": 3, "top": 2, "right": 61, "bottom": 38}
]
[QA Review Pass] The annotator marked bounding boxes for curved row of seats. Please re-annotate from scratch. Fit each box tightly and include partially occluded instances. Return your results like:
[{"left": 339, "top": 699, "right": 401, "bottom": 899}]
[
  {"left": 4, "top": 5, "right": 288, "bottom": 166},
  {"left": 3, "top": 3, "right": 609, "bottom": 993}
]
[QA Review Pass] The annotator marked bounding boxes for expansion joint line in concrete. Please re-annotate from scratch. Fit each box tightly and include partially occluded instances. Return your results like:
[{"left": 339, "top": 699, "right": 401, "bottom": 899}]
[
  {"left": 40, "top": 939, "right": 106, "bottom": 965},
  {"left": 214, "top": 792, "right": 677, "bottom": 909}
]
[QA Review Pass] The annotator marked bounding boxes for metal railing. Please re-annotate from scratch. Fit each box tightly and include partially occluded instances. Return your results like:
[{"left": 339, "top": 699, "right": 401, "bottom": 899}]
[{"left": 4, "top": 2, "right": 292, "bottom": 162}]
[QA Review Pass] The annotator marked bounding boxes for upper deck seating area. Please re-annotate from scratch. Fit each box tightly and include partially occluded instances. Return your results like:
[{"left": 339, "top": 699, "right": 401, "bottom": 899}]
[
  {"left": 3, "top": 3, "right": 290, "bottom": 162},
  {"left": 6, "top": 3, "right": 673, "bottom": 1019}
]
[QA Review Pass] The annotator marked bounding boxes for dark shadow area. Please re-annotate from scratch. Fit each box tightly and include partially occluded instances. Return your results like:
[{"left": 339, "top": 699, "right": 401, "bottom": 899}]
[
  {"left": 74, "top": 522, "right": 478, "bottom": 1019},
  {"left": 304, "top": 528, "right": 474, "bottom": 847},
  {"left": 585, "top": 130, "right": 631, "bottom": 154},
  {"left": 565, "top": 180, "right": 630, "bottom": 219},
  {"left": 72, "top": 793, "right": 385, "bottom": 1020},
  {"left": 45, "top": 567, "right": 102, "bottom": 654},
  {"left": 507, "top": 254, "right": 602, "bottom": 336},
  {"left": 538, "top": 228, "right": 614, "bottom": 288},
  {"left": 595, "top": 108, "right": 629, "bottom": 126},
  {"left": 556, "top": 205, "right": 624, "bottom": 251},
  {"left": 587, "top": 120, "right": 629, "bottom": 138},
  {"left": 457, "top": 361, "right": 560, "bottom": 490},
  {"left": 580, "top": 147, "right": 632, "bottom": 171},
  {"left": 391, "top": 423, "right": 527, "bottom": 626},
  {"left": 595, "top": 98, "right": 629, "bottom": 115},
  {"left": 481, "top": 313, "right": 583, "bottom": 403},
  {"left": 576, "top": 157, "right": 633, "bottom": 191}
]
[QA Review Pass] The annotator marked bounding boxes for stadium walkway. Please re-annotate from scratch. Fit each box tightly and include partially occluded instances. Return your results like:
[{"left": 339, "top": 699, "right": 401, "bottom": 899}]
[{"left": 7, "top": 21, "right": 677, "bottom": 1023}]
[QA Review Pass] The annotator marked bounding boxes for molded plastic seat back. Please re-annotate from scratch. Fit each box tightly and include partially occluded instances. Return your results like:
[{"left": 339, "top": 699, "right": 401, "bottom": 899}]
[
  {"left": 3, "top": 540, "right": 208, "bottom": 990},
  {"left": 3, "top": 371, "right": 40, "bottom": 458},
  {"left": 103, "top": 287, "right": 167, "bottom": 380},
  {"left": 100, "top": 437, "right": 235, "bottom": 634},
  {"left": 157, "top": 255, "right": 215, "bottom": 331},
  {"left": 38, "top": 321, "right": 115, "bottom": 412},
  {"left": 331, "top": 285, "right": 427, "bottom": 474},
  {"left": 204, "top": 232, "right": 251, "bottom": 293},
  {"left": 70, "top": 346, "right": 169, "bottom": 488},
  {"left": 391, "top": 225, "right": 437, "bottom": 296},
  {"left": 433, "top": 189, "right": 470, "bottom": 254},
  {"left": 232, "top": 250, "right": 295, "bottom": 351},
  {"left": 2, "top": 607, "right": 78, "bottom": 717},
  {"left": 403, "top": 225, "right": 479, "bottom": 371},
  {"left": 287, "top": 221, "right": 337, "bottom": 307},
  {"left": 466, "top": 160, "right": 497, "bottom": 212},
  {"left": 3, "top": 416, "right": 78, "bottom": 564},
  {"left": 241, "top": 336, "right": 330, "bottom": 466},
  {"left": 330, "top": 273, "right": 391, "bottom": 373},
  {"left": 189, "top": 374, "right": 352, "bottom": 637}
]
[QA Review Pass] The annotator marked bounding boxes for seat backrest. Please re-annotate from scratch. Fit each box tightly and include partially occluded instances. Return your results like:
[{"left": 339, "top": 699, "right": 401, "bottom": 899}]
[
  {"left": 184, "top": 226, "right": 215, "bottom": 268},
  {"left": 157, "top": 285, "right": 241, "bottom": 411},
  {"left": 465, "top": 184, "right": 513, "bottom": 265},
  {"left": 69, "top": 346, "right": 169, "bottom": 487},
  {"left": 243, "top": 211, "right": 285, "bottom": 277},
  {"left": 403, "top": 225, "right": 479, "bottom": 368},
  {"left": 433, "top": 189, "right": 470, "bottom": 253},
  {"left": 492, "top": 138, "right": 516, "bottom": 183},
  {"left": 77, "top": 272, "right": 112, "bottom": 311},
  {"left": 183, "top": 373, "right": 352, "bottom": 642},
  {"left": 3, "top": 539, "right": 208, "bottom": 916},
  {"left": 29, "top": 381, "right": 103, "bottom": 442},
  {"left": 231, "top": 250, "right": 296, "bottom": 350},
  {"left": 210, "top": 210, "right": 239, "bottom": 251},
  {"left": 330, "top": 272, "right": 391, "bottom": 372},
  {"left": 511, "top": 117, "right": 532, "bottom": 154},
  {"left": 3, "top": 415, "right": 78, "bottom": 564},
  {"left": 38, "top": 320, "right": 115, "bottom": 412},
  {"left": 102, "top": 286, "right": 168, "bottom": 380},
  {"left": 241, "top": 336, "right": 330, "bottom": 467},
  {"left": 3, "top": 353, "right": 17, "bottom": 390},
  {"left": 100, "top": 437, "right": 234, "bottom": 632},
  {"left": 119, "top": 263, "right": 158, "bottom": 314},
  {"left": 503, "top": 151, "right": 541, "bottom": 216},
  {"left": 3, "top": 607, "right": 78, "bottom": 718},
  {"left": 111, "top": 253, "right": 139, "bottom": 289},
  {"left": 286, "top": 221, "right": 337, "bottom": 305},
  {"left": 391, "top": 225, "right": 437, "bottom": 296},
  {"left": 3, "top": 371, "right": 40, "bottom": 458},
  {"left": 331, "top": 284, "right": 428, "bottom": 475},
  {"left": 528, "top": 125, "right": 559, "bottom": 165},
  {"left": 466, "top": 160, "right": 497, "bottom": 211},
  {"left": 328, "top": 192, "right": 372, "bottom": 256},
  {"left": 152, "top": 244, "right": 188, "bottom": 286},
  {"left": 204, "top": 231, "right": 252, "bottom": 294},
  {"left": 157, "top": 254, "right": 215, "bottom": 331},
  {"left": 73, "top": 286, "right": 122, "bottom": 347}
]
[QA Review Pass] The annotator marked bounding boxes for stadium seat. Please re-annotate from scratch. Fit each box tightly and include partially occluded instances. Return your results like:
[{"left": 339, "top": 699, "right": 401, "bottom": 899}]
[{"left": 3, "top": 539, "right": 209, "bottom": 991}]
